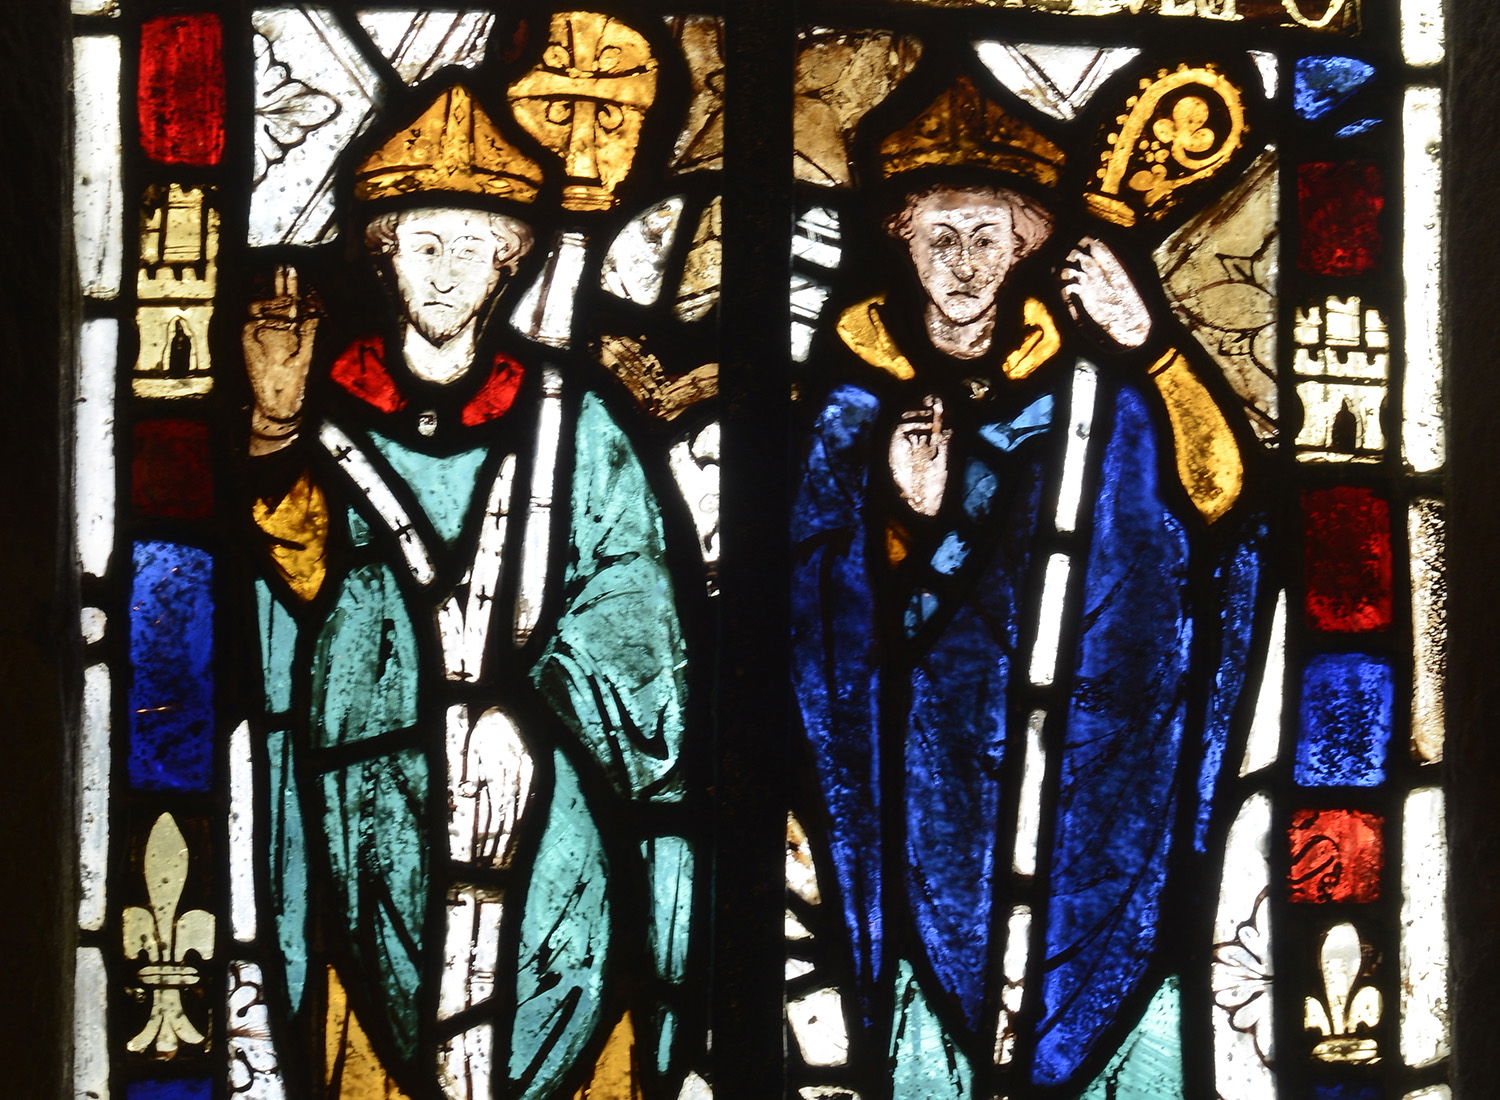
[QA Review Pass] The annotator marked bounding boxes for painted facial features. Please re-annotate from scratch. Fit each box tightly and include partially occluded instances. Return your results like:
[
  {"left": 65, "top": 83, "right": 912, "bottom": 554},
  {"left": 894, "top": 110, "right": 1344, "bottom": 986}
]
[
  {"left": 389, "top": 209, "right": 510, "bottom": 346},
  {"left": 904, "top": 189, "right": 1023, "bottom": 327}
]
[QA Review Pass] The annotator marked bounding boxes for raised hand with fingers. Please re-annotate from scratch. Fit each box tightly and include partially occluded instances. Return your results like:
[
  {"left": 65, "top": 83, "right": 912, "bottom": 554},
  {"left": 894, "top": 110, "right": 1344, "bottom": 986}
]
[
  {"left": 244, "top": 265, "right": 322, "bottom": 455},
  {"left": 1059, "top": 237, "right": 1151, "bottom": 350},
  {"left": 889, "top": 393, "right": 951, "bottom": 517}
]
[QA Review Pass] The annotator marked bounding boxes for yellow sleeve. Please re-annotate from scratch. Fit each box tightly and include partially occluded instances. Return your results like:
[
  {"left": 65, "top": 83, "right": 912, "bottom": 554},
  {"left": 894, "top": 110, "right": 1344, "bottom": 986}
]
[
  {"left": 1147, "top": 349, "right": 1244, "bottom": 525},
  {"left": 252, "top": 470, "right": 329, "bottom": 601}
]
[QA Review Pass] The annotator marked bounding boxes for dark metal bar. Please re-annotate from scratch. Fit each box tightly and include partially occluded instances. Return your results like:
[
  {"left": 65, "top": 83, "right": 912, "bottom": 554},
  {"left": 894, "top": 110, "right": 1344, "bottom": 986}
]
[{"left": 714, "top": 0, "right": 796, "bottom": 1095}]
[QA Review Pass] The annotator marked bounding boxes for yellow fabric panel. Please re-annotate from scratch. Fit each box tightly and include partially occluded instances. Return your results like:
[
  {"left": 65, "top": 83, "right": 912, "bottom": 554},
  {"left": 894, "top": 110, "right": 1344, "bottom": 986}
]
[
  {"left": 999, "top": 297, "right": 1062, "bottom": 381},
  {"left": 252, "top": 471, "right": 329, "bottom": 602},
  {"left": 838, "top": 294, "right": 1061, "bottom": 385},
  {"left": 837, "top": 296, "right": 915, "bottom": 380},
  {"left": 1149, "top": 350, "right": 1244, "bottom": 524},
  {"left": 886, "top": 520, "right": 911, "bottom": 565},
  {"left": 324, "top": 967, "right": 411, "bottom": 1100},
  {"left": 573, "top": 1012, "right": 644, "bottom": 1100}
]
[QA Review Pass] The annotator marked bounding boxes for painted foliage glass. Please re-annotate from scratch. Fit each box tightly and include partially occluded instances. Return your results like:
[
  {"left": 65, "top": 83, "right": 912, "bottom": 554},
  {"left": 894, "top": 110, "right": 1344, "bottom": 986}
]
[
  {"left": 72, "top": 5, "right": 721, "bottom": 1098},
  {"left": 69, "top": 2, "right": 1447, "bottom": 1100},
  {"left": 783, "top": 1, "right": 1450, "bottom": 1098}
]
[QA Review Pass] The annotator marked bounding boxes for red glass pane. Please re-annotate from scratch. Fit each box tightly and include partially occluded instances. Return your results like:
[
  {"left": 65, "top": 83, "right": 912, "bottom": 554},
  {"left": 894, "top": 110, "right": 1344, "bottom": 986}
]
[
  {"left": 1302, "top": 486, "right": 1392, "bottom": 632},
  {"left": 1287, "top": 808, "right": 1384, "bottom": 904},
  {"left": 331, "top": 337, "right": 406, "bottom": 414},
  {"left": 133, "top": 420, "right": 212, "bottom": 520},
  {"left": 1297, "top": 161, "right": 1383, "bottom": 276},
  {"left": 138, "top": 14, "right": 226, "bottom": 166}
]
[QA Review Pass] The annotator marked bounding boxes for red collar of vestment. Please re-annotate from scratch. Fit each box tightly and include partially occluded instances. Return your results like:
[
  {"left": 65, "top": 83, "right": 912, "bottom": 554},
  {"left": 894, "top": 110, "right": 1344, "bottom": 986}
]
[{"left": 329, "top": 335, "right": 526, "bottom": 426}]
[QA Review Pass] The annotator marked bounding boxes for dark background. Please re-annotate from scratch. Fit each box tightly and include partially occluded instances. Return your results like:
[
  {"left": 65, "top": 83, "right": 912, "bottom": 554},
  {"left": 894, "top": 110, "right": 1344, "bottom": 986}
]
[{"left": 2, "top": 1, "right": 1494, "bottom": 1095}]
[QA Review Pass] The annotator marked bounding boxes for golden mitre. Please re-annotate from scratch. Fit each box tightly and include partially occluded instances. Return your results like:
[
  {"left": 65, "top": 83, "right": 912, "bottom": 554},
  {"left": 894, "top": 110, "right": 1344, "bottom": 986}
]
[
  {"left": 355, "top": 85, "right": 543, "bottom": 203},
  {"left": 880, "top": 75, "right": 1064, "bottom": 188}
]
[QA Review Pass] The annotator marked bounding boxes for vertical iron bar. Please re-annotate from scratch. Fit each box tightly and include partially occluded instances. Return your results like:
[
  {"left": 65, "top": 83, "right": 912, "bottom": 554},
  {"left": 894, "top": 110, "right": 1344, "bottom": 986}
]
[{"left": 714, "top": 0, "right": 795, "bottom": 1096}]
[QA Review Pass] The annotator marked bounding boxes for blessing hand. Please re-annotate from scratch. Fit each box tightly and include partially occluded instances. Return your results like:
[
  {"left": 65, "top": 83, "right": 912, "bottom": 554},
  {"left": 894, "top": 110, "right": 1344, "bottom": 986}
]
[
  {"left": 1060, "top": 238, "right": 1151, "bottom": 349},
  {"left": 244, "top": 265, "right": 321, "bottom": 455},
  {"left": 889, "top": 394, "right": 951, "bottom": 517}
]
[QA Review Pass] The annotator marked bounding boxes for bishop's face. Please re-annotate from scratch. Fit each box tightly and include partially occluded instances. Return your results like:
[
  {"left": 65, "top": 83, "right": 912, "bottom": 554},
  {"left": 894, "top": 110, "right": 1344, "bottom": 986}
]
[
  {"left": 904, "top": 188, "right": 1021, "bottom": 328},
  {"left": 388, "top": 208, "right": 511, "bottom": 346}
]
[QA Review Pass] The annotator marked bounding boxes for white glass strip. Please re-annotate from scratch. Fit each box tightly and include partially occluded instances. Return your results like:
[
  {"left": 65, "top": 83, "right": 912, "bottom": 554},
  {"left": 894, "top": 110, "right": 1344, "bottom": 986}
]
[
  {"left": 1404, "top": 1088, "right": 1451, "bottom": 1100},
  {"left": 80, "top": 606, "right": 106, "bottom": 645},
  {"left": 1029, "top": 554, "right": 1072, "bottom": 687},
  {"left": 74, "top": 946, "right": 110, "bottom": 1100},
  {"left": 993, "top": 904, "right": 1031, "bottom": 1066},
  {"left": 75, "top": 319, "right": 117, "bottom": 579},
  {"left": 787, "top": 987, "right": 850, "bottom": 1067},
  {"left": 438, "top": 884, "right": 504, "bottom": 1020},
  {"left": 229, "top": 721, "right": 257, "bottom": 942},
  {"left": 513, "top": 232, "right": 589, "bottom": 349},
  {"left": 317, "top": 423, "right": 435, "bottom": 584},
  {"left": 437, "top": 1023, "right": 494, "bottom": 1100},
  {"left": 227, "top": 961, "right": 288, "bottom": 1098},
  {"left": 1409, "top": 498, "right": 1447, "bottom": 763},
  {"left": 1212, "top": 792, "right": 1274, "bottom": 1097},
  {"left": 1402, "top": 0, "right": 1445, "bottom": 67},
  {"left": 78, "top": 663, "right": 111, "bottom": 932},
  {"left": 1011, "top": 710, "right": 1047, "bottom": 877},
  {"left": 1240, "top": 592, "right": 1286, "bottom": 776},
  {"left": 679, "top": 1073, "right": 714, "bottom": 1100},
  {"left": 514, "top": 369, "right": 563, "bottom": 644},
  {"left": 1054, "top": 362, "right": 1097, "bottom": 535},
  {"left": 356, "top": 11, "right": 495, "bottom": 85},
  {"left": 1401, "top": 786, "right": 1450, "bottom": 1068},
  {"left": 1248, "top": 50, "right": 1277, "bottom": 98},
  {"left": 73, "top": 35, "right": 123, "bottom": 299},
  {"left": 73, "top": 0, "right": 120, "bottom": 13},
  {"left": 1402, "top": 85, "right": 1445, "bottom": 474},
  {"left": 668, "top": 421, "right": 722, "bottom": 570}
]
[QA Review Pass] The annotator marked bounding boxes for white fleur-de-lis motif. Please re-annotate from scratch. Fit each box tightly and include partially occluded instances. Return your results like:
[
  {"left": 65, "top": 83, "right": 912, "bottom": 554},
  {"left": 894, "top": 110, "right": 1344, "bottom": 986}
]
[
  {"left": 1211, "top": 888, "right": 1274, "bottom": 1063},
  {"left": 252, "top": 32, "right": 341, "bottom": 185},
  {"left": 1304, "top": 922, "right": 1381, "bottom": 1063},
  {"left": 123, "top": 813, "right": 216, "bottom": 1056}
]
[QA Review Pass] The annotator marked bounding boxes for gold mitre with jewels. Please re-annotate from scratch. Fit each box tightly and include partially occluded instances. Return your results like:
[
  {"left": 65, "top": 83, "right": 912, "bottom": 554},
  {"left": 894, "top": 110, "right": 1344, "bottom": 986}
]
[
  {"left": 880, "top": 76, "right": 1064, "bottom": 188},
  {"left": 355, "top": 84, "right": 544, "bottom": 203}
]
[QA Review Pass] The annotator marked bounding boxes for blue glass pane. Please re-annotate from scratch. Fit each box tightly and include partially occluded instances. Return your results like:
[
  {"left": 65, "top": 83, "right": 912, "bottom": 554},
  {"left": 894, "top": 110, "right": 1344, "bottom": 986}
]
[
  {"left": 128, "top": 541, "right": 214, "bottom": 791},
  {"left": 1336, "top": 118, "right": 1382, "bottom": 138},
  {"left": 1295, "top": 653, "right": 1394, "bottom": 786},
  {"left": 1294, "top": 55, "right": 1376, "bottom": 120},
  {"left": 1196, "top": 525, "right": 1266, "bottom": 853},
  {"left": 791, "top": 385, "right": 884, "bottom": 1018},
  {"left": 1313, "top": 1085, "right": 1380, "bottom": 1099},
  {"left": 126, "top": 1081, "right": 212, "bottom": 1100},
  {"left": 1037, "top": 386, "right": 1191, "bottom": 1086}
]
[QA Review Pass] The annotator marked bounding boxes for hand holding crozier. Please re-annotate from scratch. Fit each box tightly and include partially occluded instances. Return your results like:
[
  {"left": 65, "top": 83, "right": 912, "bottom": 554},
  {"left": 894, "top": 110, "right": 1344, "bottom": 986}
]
[
  {"left": 244, "top": 265, "right": 321, "bottom": 455},
  {"left": 1059, "top": 237, "right": 1151, "bottom": 350}
]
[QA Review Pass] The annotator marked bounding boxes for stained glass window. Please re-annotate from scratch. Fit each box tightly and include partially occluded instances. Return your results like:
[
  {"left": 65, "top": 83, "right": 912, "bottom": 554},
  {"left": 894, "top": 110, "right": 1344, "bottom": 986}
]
[{"left": 57, "top": 0, "right": 1458, "bottom": 1098}]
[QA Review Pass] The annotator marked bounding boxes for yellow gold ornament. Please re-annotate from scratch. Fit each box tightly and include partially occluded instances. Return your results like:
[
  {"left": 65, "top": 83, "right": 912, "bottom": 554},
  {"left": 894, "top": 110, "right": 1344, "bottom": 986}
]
[
  {"left": 1086, "top": 65, "right": 1248, "bottom": 228},
  {"left": 355, "top": 85, "right": 543, "bottom": 204},
  {"left": 508, "top": 12, "right": 659, "bottom": 211},
  {"left": 879, "top": 75, "right": 1064, "bottom": 188}
]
